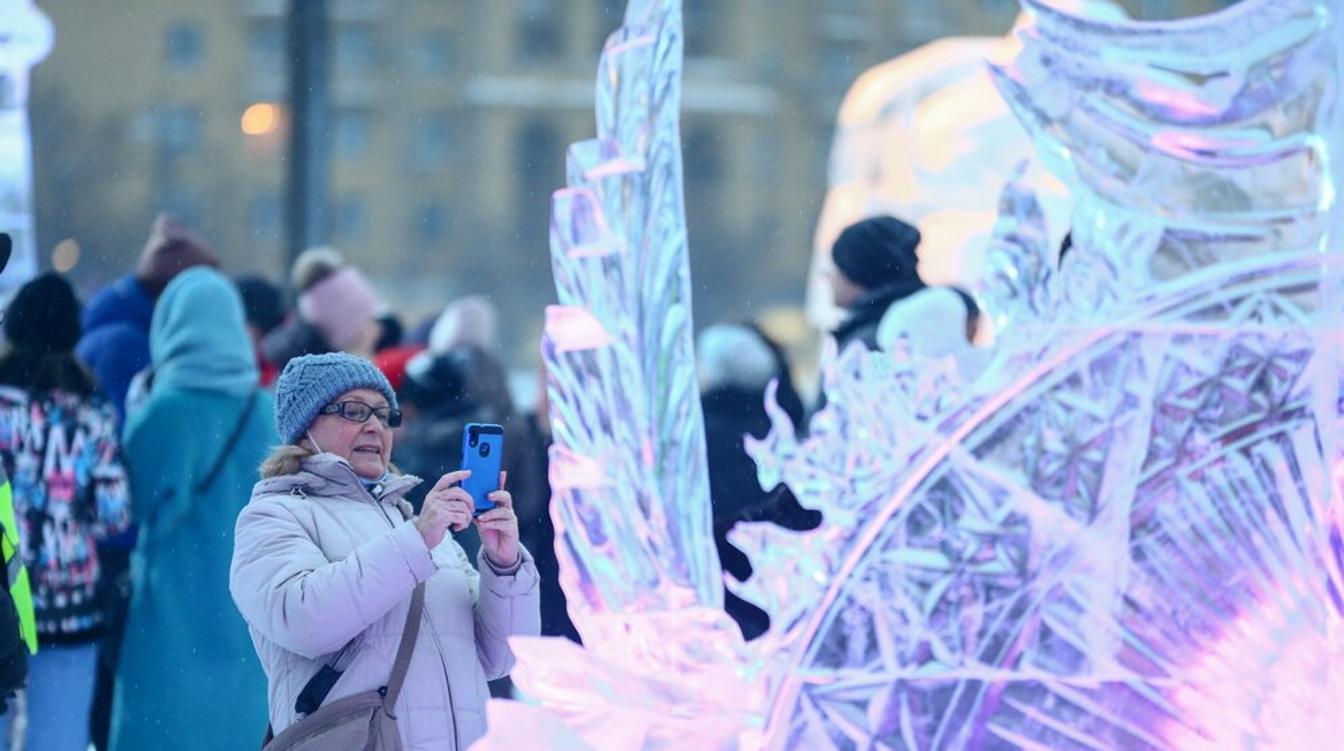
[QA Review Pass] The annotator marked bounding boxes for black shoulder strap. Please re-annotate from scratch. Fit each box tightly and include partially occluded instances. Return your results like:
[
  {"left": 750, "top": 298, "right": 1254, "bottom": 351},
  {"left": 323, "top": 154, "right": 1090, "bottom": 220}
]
[{"left": 196, "top": 390, "right": 260, "bottom": 495}]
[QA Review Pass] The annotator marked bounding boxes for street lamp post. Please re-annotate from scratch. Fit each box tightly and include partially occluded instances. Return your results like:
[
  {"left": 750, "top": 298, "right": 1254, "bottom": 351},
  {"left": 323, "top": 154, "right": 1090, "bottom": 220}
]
[{"left": 285, "top": 0, "right": 330, "bottom": 274}]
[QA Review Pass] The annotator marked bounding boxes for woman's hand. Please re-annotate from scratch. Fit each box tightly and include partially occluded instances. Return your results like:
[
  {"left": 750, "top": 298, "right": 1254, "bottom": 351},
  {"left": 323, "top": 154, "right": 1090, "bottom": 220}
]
[
  {"left": 417, "top": 470, "right": 474, "bottom": 549},
  {"left": 476, "top": 471, "right": 520, "bottom": 570}
]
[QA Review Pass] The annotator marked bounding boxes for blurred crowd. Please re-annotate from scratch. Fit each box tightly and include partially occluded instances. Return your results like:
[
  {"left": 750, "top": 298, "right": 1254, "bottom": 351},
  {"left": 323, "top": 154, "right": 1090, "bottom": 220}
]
[{"left": 0, "top": 206, "right": 980, "bottom": 749}]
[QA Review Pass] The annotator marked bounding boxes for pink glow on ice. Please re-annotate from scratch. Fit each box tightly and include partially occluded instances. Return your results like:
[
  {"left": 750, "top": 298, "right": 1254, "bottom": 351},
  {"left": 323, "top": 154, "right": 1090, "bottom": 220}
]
[
  {"left": 548, "top": 443, "right": 610, "bottom": 491},
  {"left": 545, "top": 305, "right": 616, "bottom": 353},
  {"left": 1134, "top": 79, "right": 1223, "bottom": 119},
  {"left": 1164, "top": 602, "right": 1344, "bottom": 750},
  {"left": 1150, "top": 129, "right": 1258, "bottom": 158},
  {"left": 553, "top": 188, "right": 622, "bottom": 259}
]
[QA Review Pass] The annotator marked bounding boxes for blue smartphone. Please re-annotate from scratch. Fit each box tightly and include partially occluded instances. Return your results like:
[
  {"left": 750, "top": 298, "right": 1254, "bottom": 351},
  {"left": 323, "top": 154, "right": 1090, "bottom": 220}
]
[{"left": 461, "top": 423, "right": 504, "bottom": 516}]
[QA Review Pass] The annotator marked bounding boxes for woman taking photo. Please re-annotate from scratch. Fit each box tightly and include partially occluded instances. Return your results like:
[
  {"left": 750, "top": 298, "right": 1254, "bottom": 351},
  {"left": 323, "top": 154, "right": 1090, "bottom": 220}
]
[{"left": 230, "top": 353, "right": 539, "bottom": 750}]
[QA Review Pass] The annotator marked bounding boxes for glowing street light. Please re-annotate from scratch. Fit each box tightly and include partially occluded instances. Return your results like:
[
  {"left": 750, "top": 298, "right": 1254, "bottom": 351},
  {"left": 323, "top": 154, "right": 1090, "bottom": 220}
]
[{"left": 241, "top": 103, "right": 280, "bottom": 136}]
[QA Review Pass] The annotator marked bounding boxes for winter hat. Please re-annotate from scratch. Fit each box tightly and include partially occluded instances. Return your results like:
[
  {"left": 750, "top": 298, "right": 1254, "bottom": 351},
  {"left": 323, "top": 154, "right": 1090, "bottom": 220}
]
[
  {"left": 428, "top": 295, "right": 498, "bottom": 356},
  {"left": 374, "top": 344, "right": 425, "bottom": 393},
  {"left": 136, "top": 213, "right": 219, "bottom": 298},
  {"left": 297, "top": 266, "right": 380, "bottom": 351},
  {"left": 831, "top": 216, "right": 923, "bottom": 291},
  {"left": 696, "top": 323, "right": 778, "bottom": 393},
  {"left": 235, "top": 275, "right": 288, "bottom": 336},
  {"left": 290, "top": 246, "right": 346, "bottom": 292},
  {"left": 274, "top": 352, "right": 398, "bottom": 445},
  {"left": 4, "top": 272, "right": 82, "bottom": 354}
]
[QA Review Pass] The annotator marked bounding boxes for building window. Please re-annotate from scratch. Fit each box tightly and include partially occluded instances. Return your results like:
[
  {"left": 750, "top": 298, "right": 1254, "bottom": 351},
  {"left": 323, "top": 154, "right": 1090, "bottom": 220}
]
[
  {"left": 164, "top": 22, "right": 204, "bottom": 71},
  {"left": 684, "top": 0, "right": 719, "bottom": 58},
  {"left": 683, "top": 126, "right": 723, "bottom": 187},
  {"left": 411, "top": 202, "right": 448, "bottom": 246},
  {"left": 248, "top": 22, "right": 284, "bottom": 75},
  {"left": 336, "top": 25, "right": 378, "bottom": 76},
  {"left": 249, "top": 191, "right": 282, "bottom": 239},
  {"left": 515, "top": 120, "right": 562, "bottom": 234},
  {"left": 334, "top": 195, "right": 367, "bottom": 241},
  {"left": 412, "top": 31, "right": 454, "bottom": 76},
  {"left": 408, "top": 113, "right": 452, "bottom": 173},
  {"left": 154, "top": 104, "right": 203, "bottom": 157},
  {"left": 517, "top": 0, "right": 563, "bottom": 63},
  {"left": 335, "top": 109, "right": 372, "bottom": 159},
  {"left": 823, "top": 42, "right": 855, "bottom": 92}
]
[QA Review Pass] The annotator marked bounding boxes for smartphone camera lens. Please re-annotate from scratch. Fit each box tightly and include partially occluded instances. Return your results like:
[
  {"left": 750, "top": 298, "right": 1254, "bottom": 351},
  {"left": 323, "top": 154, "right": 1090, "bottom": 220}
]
[
  {"left": 469, "top": 428, "right": 479, "bottom": 448},
  {"left": 479, "top": 443, "right": 491, "bottom": 458}
]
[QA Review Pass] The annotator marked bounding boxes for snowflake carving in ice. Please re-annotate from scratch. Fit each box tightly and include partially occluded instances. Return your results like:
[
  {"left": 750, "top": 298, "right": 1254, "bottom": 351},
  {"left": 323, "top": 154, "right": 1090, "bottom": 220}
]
[{"left": 477, "top": 1, "right": 1344, "bottom": 749}]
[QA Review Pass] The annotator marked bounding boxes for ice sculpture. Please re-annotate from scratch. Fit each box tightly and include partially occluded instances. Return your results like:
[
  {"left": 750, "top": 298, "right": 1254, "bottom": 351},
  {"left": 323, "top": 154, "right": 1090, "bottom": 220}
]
[
  {"left": 805, "top": 14, "right": 1078, "bottom": 332},
  {"left": 0, "top": 0, "right": 52, "bottom": 291},
  {"left": 481, "top": 0, "right": 1344, "bottom": 749}
]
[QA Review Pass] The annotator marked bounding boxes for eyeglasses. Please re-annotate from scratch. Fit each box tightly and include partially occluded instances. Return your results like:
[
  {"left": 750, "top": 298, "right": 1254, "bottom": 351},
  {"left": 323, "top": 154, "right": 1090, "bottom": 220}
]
[{"left": 319, "top": 401, "right": 403, "bottom": 428}]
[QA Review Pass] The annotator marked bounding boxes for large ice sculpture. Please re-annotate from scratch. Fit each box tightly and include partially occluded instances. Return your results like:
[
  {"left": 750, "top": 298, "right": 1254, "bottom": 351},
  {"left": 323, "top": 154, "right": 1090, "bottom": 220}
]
[
  {"left": 0, "top": 0, "right": 52, "bottom": 291},
  {"left": 481, "top": 0, "right": 1344, "bottom": 749},
  {"left": 804, "top": 15, "right": 1079, "bottom": 332}
]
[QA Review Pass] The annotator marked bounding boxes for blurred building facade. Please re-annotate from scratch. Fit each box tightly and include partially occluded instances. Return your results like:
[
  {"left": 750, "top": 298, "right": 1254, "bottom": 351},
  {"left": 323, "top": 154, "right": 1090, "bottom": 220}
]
[{"left": 30, "top": 0, "right": 1227, "bottom": 360}]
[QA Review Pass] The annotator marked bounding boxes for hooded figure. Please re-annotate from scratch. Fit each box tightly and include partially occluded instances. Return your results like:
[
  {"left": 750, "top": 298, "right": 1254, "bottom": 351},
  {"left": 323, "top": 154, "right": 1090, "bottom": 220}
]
[
  {"left": 110, "top": 268, "right": 273, "bottom": 751},
  {"left": 829, "top": 215, "right": 926, "bottom": 351},
  {"left": 77, "top": 213, "right": 218, "bottom": 426}
]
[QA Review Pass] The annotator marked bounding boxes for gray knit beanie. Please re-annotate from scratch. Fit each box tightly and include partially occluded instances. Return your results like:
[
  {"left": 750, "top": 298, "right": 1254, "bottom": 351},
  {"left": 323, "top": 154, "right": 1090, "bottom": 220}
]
[{"left": 274, "top": 352, "right": 398, "bottom": 445}]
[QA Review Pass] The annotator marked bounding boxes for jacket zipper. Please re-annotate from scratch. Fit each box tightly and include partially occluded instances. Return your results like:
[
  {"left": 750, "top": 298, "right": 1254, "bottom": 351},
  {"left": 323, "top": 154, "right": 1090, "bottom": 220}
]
[{"left": 369, "top": 481, "right": 462, "bottom": 749}]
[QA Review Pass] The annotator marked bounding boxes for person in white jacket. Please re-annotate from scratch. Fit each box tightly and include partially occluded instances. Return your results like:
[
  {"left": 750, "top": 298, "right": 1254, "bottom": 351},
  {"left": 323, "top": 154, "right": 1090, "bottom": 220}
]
[{"left": 229, "top": 352, "right": 540, "bottom": 750}]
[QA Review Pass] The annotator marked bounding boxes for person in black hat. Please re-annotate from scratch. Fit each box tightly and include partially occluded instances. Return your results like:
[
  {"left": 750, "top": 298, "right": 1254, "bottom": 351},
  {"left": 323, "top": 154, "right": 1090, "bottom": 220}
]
[
  {"left": 0, "top": 273, "right": 131, "bottom": 751},
  {"left": 828, "top": 215, "right": 926, "bottom": 351},
  {"left": 0, "top": 272, "right": 95, "bottom": 395}
]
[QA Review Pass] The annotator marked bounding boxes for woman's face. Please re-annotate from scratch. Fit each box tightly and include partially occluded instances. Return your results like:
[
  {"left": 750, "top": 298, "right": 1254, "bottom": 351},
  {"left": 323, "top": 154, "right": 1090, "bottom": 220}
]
[{"left": 303, "top": 388, "right": 395, "bottom": 480}]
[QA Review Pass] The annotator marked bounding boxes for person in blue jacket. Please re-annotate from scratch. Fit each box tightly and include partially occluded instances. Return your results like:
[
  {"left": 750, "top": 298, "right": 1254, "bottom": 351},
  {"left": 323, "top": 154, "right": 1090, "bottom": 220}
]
[{"left": 109, "top": 268, "right": 272, "bottom": 751}]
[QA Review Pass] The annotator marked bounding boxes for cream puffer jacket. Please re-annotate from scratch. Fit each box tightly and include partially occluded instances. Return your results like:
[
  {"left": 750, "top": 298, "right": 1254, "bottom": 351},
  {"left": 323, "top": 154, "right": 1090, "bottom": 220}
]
[{"left": 229, "top": 453, "right": 540, "bottom": 750}]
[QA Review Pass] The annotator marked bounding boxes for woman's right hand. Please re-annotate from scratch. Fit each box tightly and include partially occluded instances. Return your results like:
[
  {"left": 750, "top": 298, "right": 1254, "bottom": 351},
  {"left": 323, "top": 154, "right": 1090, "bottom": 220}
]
[{"left": 417, "top": 470, "right": 474, "bottom": 548}]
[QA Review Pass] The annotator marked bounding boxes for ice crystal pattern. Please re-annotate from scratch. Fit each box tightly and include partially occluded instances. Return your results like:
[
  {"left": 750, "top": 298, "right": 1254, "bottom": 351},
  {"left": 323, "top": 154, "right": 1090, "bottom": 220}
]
[{"left": 484, "top": 1, "right": 1344, "bottom": 749}]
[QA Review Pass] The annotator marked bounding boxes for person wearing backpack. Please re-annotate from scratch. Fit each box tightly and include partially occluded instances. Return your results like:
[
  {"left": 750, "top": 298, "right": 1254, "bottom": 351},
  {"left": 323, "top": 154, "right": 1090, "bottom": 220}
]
[
  {"left": 231, "top": 353, "right": 540, "bottom": 750},
  {"left": 0, "top": 273, "right": 132, "bottom": 751},
  {"left": 108, "top": 268, "right": 273, "bottom": 750}
]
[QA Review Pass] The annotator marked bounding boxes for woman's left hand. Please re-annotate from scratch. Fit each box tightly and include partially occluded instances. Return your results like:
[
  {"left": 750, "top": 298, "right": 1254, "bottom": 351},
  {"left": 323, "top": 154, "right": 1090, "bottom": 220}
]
[{"left": 476, "top": 471, "right": 520, "bottom": 570}]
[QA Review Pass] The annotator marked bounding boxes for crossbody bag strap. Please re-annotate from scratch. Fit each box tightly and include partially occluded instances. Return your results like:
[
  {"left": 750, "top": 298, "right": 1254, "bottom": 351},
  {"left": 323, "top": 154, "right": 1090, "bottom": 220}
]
[
  {"left": 195, "top": 390, "right": 261, "bottom": 495},
  {"left": 381, "top": 583, "right": 425, "bottom": 714}
]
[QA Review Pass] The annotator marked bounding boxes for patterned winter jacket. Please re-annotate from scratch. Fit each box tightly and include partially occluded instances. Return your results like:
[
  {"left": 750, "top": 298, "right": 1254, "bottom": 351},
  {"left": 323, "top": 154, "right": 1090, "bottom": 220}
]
[
  {"left": 230, "top": 453, "right": 540, "bottom": 750},
  {"left": 0, "top": 386, "right": 131, "bottom": 640}
]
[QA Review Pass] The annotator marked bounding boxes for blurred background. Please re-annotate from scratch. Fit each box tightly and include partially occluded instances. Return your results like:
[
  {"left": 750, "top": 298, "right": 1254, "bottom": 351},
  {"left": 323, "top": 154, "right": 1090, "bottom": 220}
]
[{"left": 27, "top": 0, "right": 1234, "bottom": 387}]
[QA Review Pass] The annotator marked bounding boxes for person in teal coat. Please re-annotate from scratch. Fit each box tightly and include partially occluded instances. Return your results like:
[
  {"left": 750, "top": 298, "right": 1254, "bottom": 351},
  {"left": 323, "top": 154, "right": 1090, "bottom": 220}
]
[{"left": 111, "top": 268, "right": 275, "bottom": 750}]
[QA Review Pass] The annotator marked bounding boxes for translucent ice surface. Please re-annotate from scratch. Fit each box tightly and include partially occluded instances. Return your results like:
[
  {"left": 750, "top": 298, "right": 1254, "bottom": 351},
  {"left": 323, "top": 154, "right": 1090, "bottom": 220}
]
[{"left": 480, "top": 1, "right": 1344, "bottom": 749}]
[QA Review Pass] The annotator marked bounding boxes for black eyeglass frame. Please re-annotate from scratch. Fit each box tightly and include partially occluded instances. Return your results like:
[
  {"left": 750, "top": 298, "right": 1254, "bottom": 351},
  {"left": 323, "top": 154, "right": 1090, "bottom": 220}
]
[{"left": 319, "top": 400, "right": 403, "bottom": 428}]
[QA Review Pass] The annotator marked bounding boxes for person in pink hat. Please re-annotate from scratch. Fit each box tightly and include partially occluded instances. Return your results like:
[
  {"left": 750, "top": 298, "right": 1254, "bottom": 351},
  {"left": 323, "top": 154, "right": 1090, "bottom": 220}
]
[{"left": 260, "top": 248, "right": 383, "bottom": 371}]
